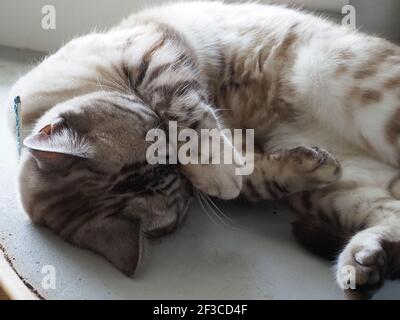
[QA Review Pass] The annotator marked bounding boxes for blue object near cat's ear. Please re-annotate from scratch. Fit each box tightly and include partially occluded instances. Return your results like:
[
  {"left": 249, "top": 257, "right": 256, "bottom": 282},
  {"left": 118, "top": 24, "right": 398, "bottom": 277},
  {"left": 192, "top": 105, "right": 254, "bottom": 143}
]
[{"left": 13, "top": 96, "right": 22, "bottom": 158}]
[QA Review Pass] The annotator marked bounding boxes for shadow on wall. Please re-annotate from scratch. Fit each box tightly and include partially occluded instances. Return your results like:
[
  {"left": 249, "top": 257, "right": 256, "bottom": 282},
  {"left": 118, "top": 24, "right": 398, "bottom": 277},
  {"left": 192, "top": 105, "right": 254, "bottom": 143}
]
[{"left": 350, "top": 0, "right": 400, "bottom": 44}]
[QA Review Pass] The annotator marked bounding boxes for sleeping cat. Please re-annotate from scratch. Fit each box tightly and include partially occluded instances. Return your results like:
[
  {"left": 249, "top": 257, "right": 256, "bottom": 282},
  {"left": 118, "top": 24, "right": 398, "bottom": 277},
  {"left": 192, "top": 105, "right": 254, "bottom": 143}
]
[{"left": 5, "top": 1, "right": 400, "bottom": 299}]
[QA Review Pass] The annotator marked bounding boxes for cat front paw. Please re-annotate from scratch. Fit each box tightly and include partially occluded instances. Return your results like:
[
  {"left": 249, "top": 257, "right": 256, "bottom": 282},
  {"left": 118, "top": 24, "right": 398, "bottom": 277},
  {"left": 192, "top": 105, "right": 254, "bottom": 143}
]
[
  {"left": 336, "top": 238, "right": 386, "bottom": 299},
  {"left": 287, "top": 146, "right": 342, "bottom": 189},
  {"left": 182, "top": 163, "right": 242, "bottom": 200}
]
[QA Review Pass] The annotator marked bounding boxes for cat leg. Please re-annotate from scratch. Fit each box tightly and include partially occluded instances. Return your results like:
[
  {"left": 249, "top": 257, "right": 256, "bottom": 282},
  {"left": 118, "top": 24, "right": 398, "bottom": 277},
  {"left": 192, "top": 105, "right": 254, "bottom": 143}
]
[
  {"left": 335, "top": 224, "right": 400, "bottom": 299},
  {"left": 240, "top": 146, "right": 341, "bottom": 202},
  {"left": 163, "top": 95, "right": 245, "bottom": 200},
  {"left": 290, "top": 181, "right": 400, "bottom": 299}
]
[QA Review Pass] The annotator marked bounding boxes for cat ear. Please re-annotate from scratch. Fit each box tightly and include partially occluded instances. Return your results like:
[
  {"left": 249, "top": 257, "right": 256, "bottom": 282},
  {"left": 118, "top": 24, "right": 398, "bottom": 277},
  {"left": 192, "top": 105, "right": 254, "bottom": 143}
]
[
  {"left": 72, "top": 216, "right": 142, "bottom": 276},
  {"left": 26, "top": 149, "right": 77, "bottom": 172},
  {"left": 24, "top": 118, "right": 85, "bottom": 172}
]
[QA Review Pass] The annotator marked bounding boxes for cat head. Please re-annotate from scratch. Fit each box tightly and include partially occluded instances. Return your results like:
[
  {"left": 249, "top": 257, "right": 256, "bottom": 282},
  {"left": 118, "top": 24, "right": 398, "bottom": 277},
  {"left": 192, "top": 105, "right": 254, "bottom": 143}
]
[{"left": 18, "top": 91, "right": 193, "bottom": 275}]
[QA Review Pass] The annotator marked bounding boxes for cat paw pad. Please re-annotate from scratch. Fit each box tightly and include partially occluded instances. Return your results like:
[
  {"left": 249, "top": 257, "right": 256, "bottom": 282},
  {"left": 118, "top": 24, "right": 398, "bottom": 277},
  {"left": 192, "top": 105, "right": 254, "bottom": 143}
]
[
  {"left": 336, "top": 243, "right": 386, "bottom": 299},
  {"left": 289, "top": 146, "right": 342, "bottom": 188}
]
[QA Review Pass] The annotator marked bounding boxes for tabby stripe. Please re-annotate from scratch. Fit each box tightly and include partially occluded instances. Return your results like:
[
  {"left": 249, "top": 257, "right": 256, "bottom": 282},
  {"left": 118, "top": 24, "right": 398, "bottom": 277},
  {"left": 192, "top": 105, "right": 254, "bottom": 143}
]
[
  {"left": 318, "top": 210, "right": 336, "bottom": 229},
  {"left": 157, "top": 176, "right": 178, "bottom": 191},
  {"left": 301, "top": 191, "right": 313, "bottom": 211},
  {"left": 106, "top": 101, "right": 145, "bottom": 121},
  {"left": 275, "top": 23, "right": 299, "bottom": 60},
  {"left": 265, "top": 181, "right": 279, "bottom": 199},
  {"left": 135, "top": 36, "right": 167, "bottom": 88},
  {"left": 167, "top": 197, "right": 179, "bottom": 209},
  {"left": 62, "top": 204, "right": 109, "bottom": 237},
  {"left": 188, "top": 120, "right": 200, "bottom": 130},
  {"left": 49, "top": 196, "right": 96, "bottom": 233},
  {"left": 122, "top": 63, "right": 135, "bottom": 90},
  {"left": 330, "top": 207, "right": 342, "bottom": 228},
  {"left": 272, "top": 181, "right": 288, "bottom": 196},
  {"left": 118, "top": 161, "right": 148, "bottom": 175},
  {"left": 165, "top": 181, "right": 184, "bottom": 196},
  {"left": 112, "top": 62, "right": 129, "bottom": 85},
  {"left": 146, "top": 62, "right": 175, "bottom": 87},
  {"left": 152, "top": 80, "right": 201, "bottom": 99},
  {"left": 245, "top": 180, "right": 262, "bottom": 200},
  {"left": 68, "top": 201, "right": 128, "bottom": 237},
  {"left": 117, "top": 95, "right": 159, "bottom": 119},
  {"left": 117, "top": 94, "right": 142, "bottom": 105},
  {"left": 43, "top": 191, "right": 84, "bottom": 216}
]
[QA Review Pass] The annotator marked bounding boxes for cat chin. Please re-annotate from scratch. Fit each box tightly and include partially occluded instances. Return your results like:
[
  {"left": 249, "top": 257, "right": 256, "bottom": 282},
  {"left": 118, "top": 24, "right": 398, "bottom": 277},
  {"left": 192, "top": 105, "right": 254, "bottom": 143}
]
[{"left": 17, "top": 151, "right": 46, "bottom": 224}]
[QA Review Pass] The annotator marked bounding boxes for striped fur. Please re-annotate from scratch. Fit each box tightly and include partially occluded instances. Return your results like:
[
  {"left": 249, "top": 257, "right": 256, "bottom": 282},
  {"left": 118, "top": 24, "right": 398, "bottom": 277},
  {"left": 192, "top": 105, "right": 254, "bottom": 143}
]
[
  {"left": 5, "top": 1, "right": 400, "bottom": 298},
  {"left": 18, "top": 92, "right": 193, "bottom": 275}
]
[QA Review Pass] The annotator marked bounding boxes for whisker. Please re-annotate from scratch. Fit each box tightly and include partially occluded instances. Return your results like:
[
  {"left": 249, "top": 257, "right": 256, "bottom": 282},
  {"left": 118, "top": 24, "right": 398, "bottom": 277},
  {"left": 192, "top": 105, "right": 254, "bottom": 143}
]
[
  {"left": 99, "top": 68, "right": 130, "bottom": 93},
  {"left": 198, "top": 191, "right": 233, "bottom": 229},
  {"left": 196, "top": 190, "right": 224, "bottom": 227},
  {"left": 95, "top": 73, "right": 123, "bottom": 93},
  {"left": 202, "top": 192, "right": 240, "bottom": 228}
]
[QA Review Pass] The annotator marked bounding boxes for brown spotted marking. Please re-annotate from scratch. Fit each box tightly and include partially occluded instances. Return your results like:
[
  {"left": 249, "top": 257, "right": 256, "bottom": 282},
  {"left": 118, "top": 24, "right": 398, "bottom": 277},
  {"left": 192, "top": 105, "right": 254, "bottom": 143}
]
[
  {"left": 384, "top": 76, "right": 400, "bottom": 90},
  {"left": 354, "top": 68, "right": 378, "bottom": 80},
  {"left": 334, "top": 50, "right": 353, "bottom": 77},
  {"left": 385, "top": 108, "right": 400, "bottom": 144},
  {"left": 353, "top": 47, "right": 396, "bottom": 80},
  {"left": 361, "top": 89, "right": 382, "bottom": 105},
  {"left": 348, "top": 86, "right": 383, "bottom": 105},
  {"left": 335, "top": 64, "right": 349, "bottom": 78}
]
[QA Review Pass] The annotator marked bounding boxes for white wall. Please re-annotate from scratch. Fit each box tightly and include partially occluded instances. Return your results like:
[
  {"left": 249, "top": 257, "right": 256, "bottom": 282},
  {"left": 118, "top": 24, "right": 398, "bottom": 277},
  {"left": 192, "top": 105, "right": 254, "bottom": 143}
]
[
  {"left": 350, "top": 0, "right": 400, "bottom": 43},
  {"left": 0, "top": 0, "right": 348, "bottom": 53}
]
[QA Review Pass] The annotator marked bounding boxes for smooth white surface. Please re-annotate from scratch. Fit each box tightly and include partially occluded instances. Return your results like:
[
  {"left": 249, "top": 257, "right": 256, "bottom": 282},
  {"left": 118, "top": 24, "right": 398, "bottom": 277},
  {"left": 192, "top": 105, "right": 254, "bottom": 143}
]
[
  {"left": 0, "top": 46, "right": 399, "bottom": 300},
  {"left": 0, "top": 0, "right": 348, "bottom": 52}
]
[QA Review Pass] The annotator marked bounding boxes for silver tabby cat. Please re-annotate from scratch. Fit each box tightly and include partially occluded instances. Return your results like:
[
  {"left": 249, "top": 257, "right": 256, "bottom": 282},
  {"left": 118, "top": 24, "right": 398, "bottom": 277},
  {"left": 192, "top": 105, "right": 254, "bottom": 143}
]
[{"left": 6, "top": 2, "right": 400, "bottom": 299}]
